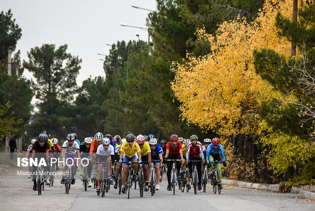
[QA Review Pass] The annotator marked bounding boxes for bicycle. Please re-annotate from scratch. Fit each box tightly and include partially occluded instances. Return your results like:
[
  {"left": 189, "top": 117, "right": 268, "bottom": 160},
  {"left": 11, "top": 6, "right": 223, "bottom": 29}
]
[
  {"left": 160, "top": 163, "right": 166, "bottom": 182},
  {"left": 122, "top": 161, "right": 138, "bottom": 199},
  {"left": 81, "top": 157, "right": 89, "bottom": 191},
  {"left": 99, "top": 161, "right": 111, "bottom": 197},
  {"left": 115, "top": 160, "right": 123, "bottom": 195},
  {"left": 166, "top": 159, "right": 181, "bottom": 195},
  {"left": 138, "top": 161, "right": 144, "bottom": 198},
  {"left": 179, "top": 163, "right": 189, "bottom": 193},
  {"left": 64, "top": 158, "right": 73, "bottom": 194},
  {"left": 149, "top": 160, "right": 159, "bottom": 196},
  {"left": 202, "top": 162, "right": 208, "bottom": 193},
  {"left": 35, "top": 163, "right": 45, "bottom": 195},
  {"left": 209, "top": 160, "right": 222, "bottom": 194},
  {"left": 49, "top": 156, "right": 57, "bottom": 187},
  {"left": 189, "top": 160, "right": 202, "bottom": 195}
]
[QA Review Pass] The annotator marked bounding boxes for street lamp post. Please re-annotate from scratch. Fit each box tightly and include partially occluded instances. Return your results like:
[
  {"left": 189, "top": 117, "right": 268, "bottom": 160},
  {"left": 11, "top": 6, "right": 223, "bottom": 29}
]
[{"left": 120, "top": 24, "right": 150, "bottom": 51}]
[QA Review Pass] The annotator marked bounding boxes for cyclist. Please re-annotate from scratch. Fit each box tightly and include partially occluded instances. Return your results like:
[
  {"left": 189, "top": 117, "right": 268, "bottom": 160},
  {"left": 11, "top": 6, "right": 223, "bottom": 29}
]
[
  {"left": 113, "top": 138, "right": 126, "bottom": 189},
  {"left": 137, "top": 134, "right": 151, "bottom": 191},
  {"left": 119, "top": 134, "right": 141, "bottom": 194},
  {"left": 26, "top": 139, "right": 37, "bottom": 178},
  {"left": 51, "top": 138, "right": 61, "bottom": 170},
  {"left": 96, "top": 137, "right": 114, "bottom": 193},
  {"left": 114, "top": 135, "right": 121, "bottom": 161},
  {"left": 90, "top": 132, "right": 104, "bottom": 181},
  {"left": 149, "top": 138, "right": 163, "bottom": 190},
  {"left": 202, "top": 138, "right": 211, "bottom": 173},
  {"left": 73, "top": 133, "right": 80, "bottom": 146},
  {"left": 206, "top": 137, "right": 227, "bottom": 189},
  {"left": 148, "top": 134, "right": 154, "bottom": 140},
  {"left": 80, "top": 137, "right": 93, "bottom": 187},
  {"left": 31, "top": 134, "right": 51, "bottom": 190},
  {"left": 186, "top": 134, "right": 204, "bottom": 190},
  {"left": 105, "top": 134, "right": 116, "bottom": 150},
  {"left": 165, "top": 134, "right": 185, "bottom": 191},
  {"left": 61, "top": 133, "right": 80, "bottom": 184},
  {"left": 160, "top": 140, "right": 167, "bottom": 157},
  {"left": 143, "top": 135, "right": 149, "bottom": 142}
]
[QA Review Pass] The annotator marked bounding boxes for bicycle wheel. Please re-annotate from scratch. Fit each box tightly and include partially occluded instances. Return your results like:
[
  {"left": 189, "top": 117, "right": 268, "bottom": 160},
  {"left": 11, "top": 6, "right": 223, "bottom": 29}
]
[
  {"left": 127, "top": 169, "right": 131, "bottom": 199},
  {"left": 139, "top": 168, "right": 144, "bottom": 197},
  {"left": 218, "top": 185, "right": 221, "bottom": 194},
  {"left": 37, "top": 180, "right": 41, "bottom": 195},
  {"left": 102, "top": 182, "right": 105, "bottom": 197},
  {"left": 150, "top": 170, "right": 155, "bottom": 196},
  {"left": 193, "top": 169, "right": 197, "bottom": 195},
  {"left": 172, "top": 170, "right": 176, "bottom": 195},
  {"left": 84, "top": 180, "right": 87, "bottom": 191},
  {"left": 51, "top": 179, "right": 54, "bottom": 187},
  {"left": 118, "top": 171, "right": 122, "bottom": 195},
  {"left": 203, "top": 171, "right": 207, "bottom": 193},
  {"left": 160, "top": 168, "right": 163, "bottom": 182}
]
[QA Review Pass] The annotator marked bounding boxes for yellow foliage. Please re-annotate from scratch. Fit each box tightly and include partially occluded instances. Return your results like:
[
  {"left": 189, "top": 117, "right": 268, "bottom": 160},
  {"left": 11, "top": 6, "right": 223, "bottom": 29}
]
[{"left": 172, "top": 0, "right": 293, "bottom": 136}]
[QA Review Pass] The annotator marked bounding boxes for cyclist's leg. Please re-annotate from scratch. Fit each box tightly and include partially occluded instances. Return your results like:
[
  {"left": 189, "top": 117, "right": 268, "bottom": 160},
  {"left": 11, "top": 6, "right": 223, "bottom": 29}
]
[
  {"left": 166, "top": 158, "right": 172, "bottom": 185},
  {"left": 176, "top": 154, "right": 181, "bottom": 176},
  {"left": 208, "top": 155, "right": 214, "bottom": 172},
  {"left": 216, "top": 163, "right": 222, "bottom": 181},
  {"left": 155, "top": 162, "right": 161, "bottom": 185},
  {"left": 196, "top": 158, "right": 202, "bottom": 185},
  {"left": 122, "top": 155, "right": 130, "bottom": 187},
  {"left": 188, "top": 155, "right": 193, "bottom": 176},
  {"left": 142, "top": 155, "right": 149, "bottom": 181}
]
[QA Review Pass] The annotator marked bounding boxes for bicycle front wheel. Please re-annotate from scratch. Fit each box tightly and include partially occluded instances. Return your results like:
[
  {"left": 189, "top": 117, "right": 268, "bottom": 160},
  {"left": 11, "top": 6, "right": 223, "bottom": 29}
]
[
  {"left": 139, "top": 168, "right": 144, "bottom": 197},
  {"left": 172, "top": 170, "right": 176, "bottom": 195}
]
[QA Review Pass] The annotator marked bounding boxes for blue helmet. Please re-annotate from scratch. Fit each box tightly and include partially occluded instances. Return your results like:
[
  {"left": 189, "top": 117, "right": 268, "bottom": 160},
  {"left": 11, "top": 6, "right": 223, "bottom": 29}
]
[{"left": 148, "top": 134, "right": 154, "bottom": 140}]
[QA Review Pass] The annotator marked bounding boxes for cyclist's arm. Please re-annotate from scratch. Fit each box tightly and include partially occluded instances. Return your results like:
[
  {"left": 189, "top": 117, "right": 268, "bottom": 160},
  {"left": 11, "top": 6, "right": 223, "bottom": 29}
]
[
  {"left": 165, "top": 149, "right": 169, "bottom": 158},
  {"left": 186, "top": 145, "right": 190, "bottom": 160},
  {"left": 32, "top": 149, "right": 35, "bottom": 159},
  {"left": 46, "top": 150, "right": 50, "bottom": 164},
  {"left": 61, "top": 148, "right": 66, "bottom": 159},
  {"left": 206, "top": 147, "right": 210, "bottom": 164},
  {"left": 147, "top": 152, "right": 151, "bottom": 163},
  {"left": 76, "top": 149, "right": 80, "bottom": 160},
  {"left": 199, "top": 145, "right": 204, "bottom": 160},
  {"left": 179, "top": 149, "right": 184, "bottom": 160},
  {"left": 120, "top": 150, "right": 124, "bottom": 159},
  {"left": 159, "top": 153, "right": 163, "bottom": 163},
  {"left": 137, "top": 151, "right": 141, "bottom": 160}
]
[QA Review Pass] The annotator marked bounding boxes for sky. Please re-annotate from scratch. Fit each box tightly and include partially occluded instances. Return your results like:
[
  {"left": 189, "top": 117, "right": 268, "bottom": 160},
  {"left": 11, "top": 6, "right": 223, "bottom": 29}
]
[{"left": 2, "top": 0, "right": 157, "bottom": 86}]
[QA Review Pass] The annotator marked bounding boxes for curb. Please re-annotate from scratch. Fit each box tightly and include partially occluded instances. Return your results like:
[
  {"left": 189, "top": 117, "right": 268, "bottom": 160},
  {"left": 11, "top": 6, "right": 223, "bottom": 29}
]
[
  {"left": 221, "top": 179, "right": 280, "bottom": 192},
  {"left": 299, "top": 190, "right": 315, "bottom": 200}
]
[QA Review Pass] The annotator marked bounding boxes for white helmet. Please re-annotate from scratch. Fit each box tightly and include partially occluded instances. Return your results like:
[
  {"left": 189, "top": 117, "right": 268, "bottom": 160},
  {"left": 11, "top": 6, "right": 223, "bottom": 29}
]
[
  {"left": 84, "top": 137, "right": 92, "bottom": 144},
  {"left": 94, "top": 132, "right": 103, "bottom": 142},
  {"left": 102, "top": 137, "right": 111, "bottom": 146},
  {"left": 204, "top": 138, "right": 211, "bottom": 143},
  {"left": 51, "top": 138, "right": 58, "bottom": 145},
  {"left": 121, "top": 138, "right": 126, "bottom": 144},
  {"left": 31, "top": 139, "right": 37, "bottom": 144},
  {"left": 149, "top": 138, "right": 158, "bottom": 145},
  {"left": 184, "top": 139, "right": 191, "bottom": 146}
]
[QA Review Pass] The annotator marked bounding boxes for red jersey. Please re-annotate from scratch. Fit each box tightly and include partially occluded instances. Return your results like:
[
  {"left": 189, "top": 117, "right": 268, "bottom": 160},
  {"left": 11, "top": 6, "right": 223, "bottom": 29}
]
[
  {"left": 166, "top": 141, "right": 182, "bottom": 154},
  {"left": 54, "top": 144, "right": 61, "bottom": 153}
]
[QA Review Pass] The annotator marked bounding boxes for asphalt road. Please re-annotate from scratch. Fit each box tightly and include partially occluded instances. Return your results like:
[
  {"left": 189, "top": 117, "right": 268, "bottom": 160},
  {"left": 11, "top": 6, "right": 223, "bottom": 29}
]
[{"left": 0, "top": 168, "right": 314, "bottom": 211}]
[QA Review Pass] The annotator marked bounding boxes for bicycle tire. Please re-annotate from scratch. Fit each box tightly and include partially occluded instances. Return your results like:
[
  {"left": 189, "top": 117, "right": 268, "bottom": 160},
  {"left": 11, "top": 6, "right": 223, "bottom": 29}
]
[
  {"left": 38, "top": 180, "right": 41, "bottom": 195},
  {"left": 84, "top": 180, "right": 87, "bottom": 191},
  {"left": 118, "top": 172, "right": 122, "bottom": 195},
  {"left": 193, "top": 168, "right": 197, "bottom": 195},
  {"left": 128, "top": 169, "right": 131, "bottom": 199},
  {"left": 66, "top": 182, "right": 69, "bottom": 194},
  {"left": 42, "top": 181, "right": 44, "bottom": 191},
  {"left": 172, "top": 170, "right": 176, "bottom": 195},
  {"left": 218, "top": 186, "right": 221, "bottom": 194},
  {"left": 51, "top": 179, "right": 54, "bottom": 187},
  {"left": 160, "top": 168, "right": 163, "bottom": 182},
  {"left": 150, "top": 171, "right": 154, "bottom": 196},
  {"left": 203, "top": 170, "right": 207, "bottom": 193},
  {"left": 139, "top": 168, "right": 144, "bottom": 197},
  {"left": 102, "top": 183, "right": 105, "bottom": 197}
]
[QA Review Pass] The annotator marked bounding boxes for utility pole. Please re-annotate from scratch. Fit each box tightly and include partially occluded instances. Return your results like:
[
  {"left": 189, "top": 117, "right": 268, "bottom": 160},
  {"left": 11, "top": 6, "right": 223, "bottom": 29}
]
[{"left": 291, "top": 0, "right": 298, "bottom": 56}]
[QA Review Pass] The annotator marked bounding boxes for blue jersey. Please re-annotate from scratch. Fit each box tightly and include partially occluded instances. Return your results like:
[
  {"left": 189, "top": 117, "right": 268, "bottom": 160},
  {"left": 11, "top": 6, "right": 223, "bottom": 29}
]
[
  {"left": 150, "top": 144, "right": 163, "bottom": 158},
  {"left": 206, "top": 143, "right": 226, "bottom": 163},
  {"left": 76, "top": 139, "right": 80, "bottom": 146},
  {"left": 110, "top": 139, "right": 116, "bottom": 151}
]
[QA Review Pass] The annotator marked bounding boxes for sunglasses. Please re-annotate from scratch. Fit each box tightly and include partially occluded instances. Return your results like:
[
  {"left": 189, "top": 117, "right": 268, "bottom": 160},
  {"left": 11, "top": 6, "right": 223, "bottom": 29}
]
[
  {"left": 171, "top": 140, "right": 177, "bottom": 142},
  {"left": 151, "top": 145, "right": 156, "bottom": 147},
  {"left": 138, "top": 143, "right": 144, "bottom": 146},
  {"left": 127, "top": 141, "right": 134, "bottom": 143},
  {"left": 68, "top": 140, "right": 74, "bottom": 142}
]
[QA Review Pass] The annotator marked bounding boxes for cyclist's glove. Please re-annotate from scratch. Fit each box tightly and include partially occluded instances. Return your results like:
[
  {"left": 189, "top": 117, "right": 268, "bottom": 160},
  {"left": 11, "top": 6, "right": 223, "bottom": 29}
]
[
  {"left": 138, "top": 158, "right": 142, "bottom": 163},
  {"left": 119, "top": 158, "right": 123, "bottom": 163},
  {"left": 223, "top": 161, "right": 227, "bottom": 167}
]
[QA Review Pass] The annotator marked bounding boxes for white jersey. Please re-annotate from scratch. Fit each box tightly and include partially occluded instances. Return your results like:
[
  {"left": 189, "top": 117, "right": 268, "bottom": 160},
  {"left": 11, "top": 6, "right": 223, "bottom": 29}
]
[
  {"left": 62, "top": 140, "right": 80, "bottom": 154},
  {"left": 96, "top": 145, "right": 114, "bottom": 156},
  {"left": 27, "top": 144, "right": 33, "bottom": 152}
]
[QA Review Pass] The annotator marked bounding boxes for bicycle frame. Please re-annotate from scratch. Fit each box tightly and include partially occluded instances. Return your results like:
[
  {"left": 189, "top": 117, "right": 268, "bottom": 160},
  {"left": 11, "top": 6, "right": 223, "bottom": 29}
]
[
  {"left": 209, "top": 160, "right": 222, "bottom": 194},
  {"left": 166, "top": 159, "right": 181, "bottom": 195}
]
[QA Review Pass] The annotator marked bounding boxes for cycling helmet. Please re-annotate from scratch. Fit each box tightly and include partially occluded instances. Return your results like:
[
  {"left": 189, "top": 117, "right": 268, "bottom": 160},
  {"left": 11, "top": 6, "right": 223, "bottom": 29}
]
[
  {"left": 204, "top": 138, "right": 211, "bottom": 143},
  {"left": 121, "top": 138, "right": 127, "bottom": 144},
  {"left": 190, "top": 134, "right": 198, "bottom": 141},
  {"left": 105, "top": 134, "right": 112, "bottom": 140},
  {"left": 178, "top": 137, "right": 184, "bottom": 143},
  {"left": 38, "top": 133, "right": 48, "bottom": 142},
  {"left": 170, "top": 134, "right": 178, "bottom": 141},
  {"left": 67, "top": 133, "right": 76, "bottom": 141},
  {"left": 160, "top": 140, "right": 167, "bottom": 144},
  {"left": 137, "top": 135, "right": 145, "bottom": 145},
  {"left": 126, "top": 134, "right": 135, "bottom": 142},
  {"left": 102, "top": 137, "right": 111, "bottom": 146},
  {"left": 184, "top": 139, "right": 191, "bottom": 146},
  {"left": 51, "top": 138, "right": 58, "bottom": 145},
  {"left": 94, "top": 132, "right": 104, "bottom": 142},
  {"left": 84, "top": 137, "right": 92, "bottom": 144},
  {"left": 149, "top": 138, "right": 158, "bottom": 145},
  {"left": 114, "top": 135, "right": 121, "bottom": 144},
  {"left": 72, "top": 133, "right": 78, "bottom": 139},
  {"left": 31, "top": 139, "right": 37, "bottom": 144},
  {"left": 148, "top": 134, "right": 154, "bottom": 140},
  {"left": 212, "top": 137, "right": 220, "bottom": 145}
]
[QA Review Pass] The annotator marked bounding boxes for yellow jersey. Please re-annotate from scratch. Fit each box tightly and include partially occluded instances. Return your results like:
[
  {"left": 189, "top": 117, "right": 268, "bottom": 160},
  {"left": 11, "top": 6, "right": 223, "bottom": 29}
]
[
  {"left": 47, "top": 139, "right": 54, "bottom": 149},
  {"left": 116, "top": 144, "right": 122, "bottom": 154},
  {"left": 140, "top": 142, "right": 151, "bottom": 156},
  {"left": 182, "top": 144, "right": 187, "bottom": 158},
  {"left": 121, "top": 142, "right": 140, "bottom": 158}
]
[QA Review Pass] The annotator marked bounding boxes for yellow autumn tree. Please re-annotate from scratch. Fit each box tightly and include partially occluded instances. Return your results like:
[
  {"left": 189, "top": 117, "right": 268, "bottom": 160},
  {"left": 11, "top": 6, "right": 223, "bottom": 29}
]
[{"left": 172, "top": 0, "right": 293, "bottom": 137}]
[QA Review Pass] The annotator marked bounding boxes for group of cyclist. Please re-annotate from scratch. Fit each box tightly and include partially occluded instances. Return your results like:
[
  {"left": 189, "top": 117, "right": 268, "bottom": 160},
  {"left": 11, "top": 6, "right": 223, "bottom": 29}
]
[{"left": 27, "top": 132, "right": 226, "bottom": 194}]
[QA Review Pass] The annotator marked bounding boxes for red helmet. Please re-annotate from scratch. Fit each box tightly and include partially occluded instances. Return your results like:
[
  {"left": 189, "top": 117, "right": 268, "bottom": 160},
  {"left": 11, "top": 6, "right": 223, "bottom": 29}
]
[
  {"left": 170, "top": 134, "right": 178, "bottom": 141},
  {"left": 137, "top": 135, "right": 145, "bottom": 145},
  {"left": 212, "top": 137, "right": 220, "bottom": 145}
]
